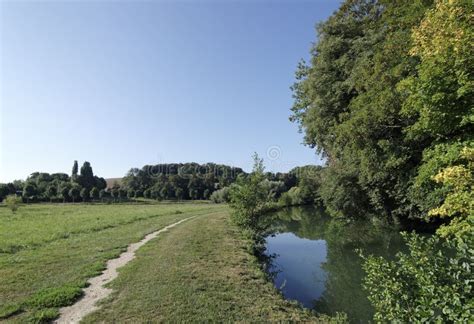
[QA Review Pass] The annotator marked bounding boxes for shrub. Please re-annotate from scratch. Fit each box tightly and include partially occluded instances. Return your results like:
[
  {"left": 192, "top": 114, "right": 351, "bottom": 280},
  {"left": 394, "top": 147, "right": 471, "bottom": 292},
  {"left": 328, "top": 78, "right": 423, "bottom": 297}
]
[
  {"left": 361, "top": 233, "right": 473, "bottom": 322},
  {"left": 278, "top": 187, "right": 303, "bottom": 207},
  {"left": 229, "top": 153, "right": 268, "bottom": 230},
  {"left": 210, "top": 186, "right": 231, "bottom": 203},
  {"left": 4, "top": 195, "right": 22, "bottom": 213},
  {"left": 28, "top": 286, "right": 82, "bottom": 308},
  {"left": 278, "top": 191, "right": 293, "bottom": 207}
]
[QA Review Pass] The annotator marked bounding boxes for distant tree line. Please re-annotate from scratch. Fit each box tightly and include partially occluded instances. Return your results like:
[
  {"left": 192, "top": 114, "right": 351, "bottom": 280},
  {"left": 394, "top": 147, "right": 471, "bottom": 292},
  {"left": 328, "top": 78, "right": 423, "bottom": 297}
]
[
  {"left": 1, "top": 160, "right": 324, "bottom": 205},
  {"left": 0, "top": 161, "right": 107, "bottom": 203},
  {"left": 120, "top": 163, "right": 245, "bottom": 201},
  {"left": 121, "top": 162, "right": 313, "bottom": 202}
]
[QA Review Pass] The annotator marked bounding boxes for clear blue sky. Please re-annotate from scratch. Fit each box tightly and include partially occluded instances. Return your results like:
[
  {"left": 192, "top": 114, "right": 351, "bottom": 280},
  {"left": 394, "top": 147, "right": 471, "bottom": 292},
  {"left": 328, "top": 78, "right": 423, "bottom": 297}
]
[{"left": 0, "top": 0, "right": 340, "bottom": 182}]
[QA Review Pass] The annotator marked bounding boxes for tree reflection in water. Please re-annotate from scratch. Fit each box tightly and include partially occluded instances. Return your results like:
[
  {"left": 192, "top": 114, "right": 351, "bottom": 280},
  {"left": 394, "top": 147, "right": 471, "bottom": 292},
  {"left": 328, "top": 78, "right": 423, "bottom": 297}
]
[{"left": 263, "top": 206, "right": 405, "bottom": 323}]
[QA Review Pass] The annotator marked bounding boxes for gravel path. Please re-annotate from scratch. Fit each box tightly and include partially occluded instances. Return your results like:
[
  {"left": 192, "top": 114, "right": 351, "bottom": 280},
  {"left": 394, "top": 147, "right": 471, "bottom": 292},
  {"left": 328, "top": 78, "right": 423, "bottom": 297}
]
[{"left": 55, "top": 217, "right": 194, "bottom": 324}]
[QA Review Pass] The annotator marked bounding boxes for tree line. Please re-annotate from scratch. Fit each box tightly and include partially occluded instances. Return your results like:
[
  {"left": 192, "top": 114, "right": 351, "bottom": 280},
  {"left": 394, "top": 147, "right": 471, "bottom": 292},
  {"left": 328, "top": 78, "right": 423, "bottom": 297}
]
[
  {"left": 1, "top": 160, "right": 324, "bottom": 205},
  {"left": 0, "top": 161, "right": 107, "bottom": 203},
  {"left": 120, "top": 162, "right": 321, "bottom": 203}
]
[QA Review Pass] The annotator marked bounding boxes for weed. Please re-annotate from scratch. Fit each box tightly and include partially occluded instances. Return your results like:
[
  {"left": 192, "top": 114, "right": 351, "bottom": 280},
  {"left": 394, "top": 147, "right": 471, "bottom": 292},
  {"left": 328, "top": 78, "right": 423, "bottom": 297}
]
[{"left": 27, "top": 286, "right": 82, "bottom": 308}]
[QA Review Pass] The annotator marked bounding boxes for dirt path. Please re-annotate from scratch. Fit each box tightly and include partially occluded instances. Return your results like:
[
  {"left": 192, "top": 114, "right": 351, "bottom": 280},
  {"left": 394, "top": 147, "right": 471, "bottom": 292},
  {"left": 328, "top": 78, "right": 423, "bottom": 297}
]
[{"left": 55, "top": 216, "right": 194, "bottom": 324}]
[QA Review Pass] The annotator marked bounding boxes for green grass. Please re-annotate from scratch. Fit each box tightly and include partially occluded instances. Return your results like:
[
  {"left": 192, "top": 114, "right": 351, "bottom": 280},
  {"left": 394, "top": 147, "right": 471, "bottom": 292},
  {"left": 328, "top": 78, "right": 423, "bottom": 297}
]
[
  {"left": 83, "top": 211, "right": 337, "bottom": 322},
  {"left": 1, "top": 203, "right": 342, "bottom": 323},
  {"left": 0, "top": 202, "right": 224, "bottom": 322}
]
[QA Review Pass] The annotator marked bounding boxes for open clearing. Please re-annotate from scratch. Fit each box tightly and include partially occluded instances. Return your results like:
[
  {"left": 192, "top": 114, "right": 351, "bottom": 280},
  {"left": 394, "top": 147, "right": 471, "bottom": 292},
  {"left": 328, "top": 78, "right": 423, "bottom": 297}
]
[{"left": 0, "top": 203, "right": 326, "bottom": 323}]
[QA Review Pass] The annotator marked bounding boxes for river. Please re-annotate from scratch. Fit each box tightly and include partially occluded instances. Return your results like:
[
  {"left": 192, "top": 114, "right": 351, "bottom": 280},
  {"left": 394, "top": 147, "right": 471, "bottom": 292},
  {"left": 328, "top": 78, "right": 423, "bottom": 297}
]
[{"left": 264, "top": 206, "right": 406, "bottom": 322}]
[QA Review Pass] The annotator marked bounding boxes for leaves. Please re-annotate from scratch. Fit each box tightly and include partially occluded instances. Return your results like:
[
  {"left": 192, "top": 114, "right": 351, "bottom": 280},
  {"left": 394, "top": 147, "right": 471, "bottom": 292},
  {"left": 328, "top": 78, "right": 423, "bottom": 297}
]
[{"left": 361, "top": 233, "right": 473, "bottom": 322}]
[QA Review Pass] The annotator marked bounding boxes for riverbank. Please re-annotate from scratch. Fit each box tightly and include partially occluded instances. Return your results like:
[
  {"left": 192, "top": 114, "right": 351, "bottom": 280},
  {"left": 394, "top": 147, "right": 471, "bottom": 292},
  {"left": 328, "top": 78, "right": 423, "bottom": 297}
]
[
  {"left": 0, "top": 203, "right": 341, "bottom": 322},
  {"left": 82, "top": 210, "right": 338, "bottom": 322}
]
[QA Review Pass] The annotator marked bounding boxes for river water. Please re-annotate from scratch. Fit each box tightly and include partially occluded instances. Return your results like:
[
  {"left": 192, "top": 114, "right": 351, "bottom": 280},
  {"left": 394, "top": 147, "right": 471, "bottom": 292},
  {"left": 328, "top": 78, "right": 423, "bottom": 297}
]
[{"left": 264, "top": 206, "right": 406, "bottom": 322}]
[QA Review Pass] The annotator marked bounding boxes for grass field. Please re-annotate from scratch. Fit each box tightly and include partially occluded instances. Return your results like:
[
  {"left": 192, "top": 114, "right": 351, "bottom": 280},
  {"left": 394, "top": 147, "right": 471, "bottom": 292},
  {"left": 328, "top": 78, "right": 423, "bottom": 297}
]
[
  {"left": 0, "top": 202, "right": 335, "bottom": 323},
  {"left": 0, "top": 203, "right": 222, "bottom": 322}
]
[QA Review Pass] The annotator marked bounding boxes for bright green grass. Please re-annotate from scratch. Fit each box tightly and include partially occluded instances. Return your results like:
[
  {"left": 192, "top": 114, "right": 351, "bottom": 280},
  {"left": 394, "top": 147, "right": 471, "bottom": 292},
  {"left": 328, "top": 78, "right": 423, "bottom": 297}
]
[
  {"left": 83, "top": 211, "right": 340, "bottom": 323},
  {"left": 0, "top": 202, "right": 224, "bottom": 322}
]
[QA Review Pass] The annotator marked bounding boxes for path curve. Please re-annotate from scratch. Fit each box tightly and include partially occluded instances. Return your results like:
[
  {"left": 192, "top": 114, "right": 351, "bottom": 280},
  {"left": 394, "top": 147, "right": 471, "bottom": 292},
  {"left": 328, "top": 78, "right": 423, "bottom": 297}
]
[{"left": 55, "top": 216, "right": 195, "bottom": 324}]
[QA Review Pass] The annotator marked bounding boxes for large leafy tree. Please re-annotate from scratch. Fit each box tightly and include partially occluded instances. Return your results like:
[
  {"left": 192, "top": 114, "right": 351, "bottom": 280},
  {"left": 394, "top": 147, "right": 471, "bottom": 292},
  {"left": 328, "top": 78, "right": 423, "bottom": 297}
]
[
  {"left": 78, "top": 161, "right": 95, "bottom": 190},
  {"left": 291, "top": 0, "right": 433, "bottom": 221},
  {"left": 22, "top": 183, "right": 37, "bottom": 203}
]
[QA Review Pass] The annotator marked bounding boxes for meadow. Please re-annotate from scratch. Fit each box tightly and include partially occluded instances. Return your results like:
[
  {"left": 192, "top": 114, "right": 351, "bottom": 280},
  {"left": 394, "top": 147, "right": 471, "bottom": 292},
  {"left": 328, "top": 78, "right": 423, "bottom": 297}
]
[
  {"left": 0, "top": 202, "right": 326, "bottom": 323},
  {"left": 0, "top": 203, "right": 222, "bottom": 322}
]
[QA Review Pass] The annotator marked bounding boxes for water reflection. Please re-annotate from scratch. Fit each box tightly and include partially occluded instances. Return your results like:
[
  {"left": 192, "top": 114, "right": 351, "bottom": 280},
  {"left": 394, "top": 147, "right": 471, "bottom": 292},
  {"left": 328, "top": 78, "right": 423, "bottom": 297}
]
[{"left": 264, "top": 206, "right": 405, "bottom": 323}]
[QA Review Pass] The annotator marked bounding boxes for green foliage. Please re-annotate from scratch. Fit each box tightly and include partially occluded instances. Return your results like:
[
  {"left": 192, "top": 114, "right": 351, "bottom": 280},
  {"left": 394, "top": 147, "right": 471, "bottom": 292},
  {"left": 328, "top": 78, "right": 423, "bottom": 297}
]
[
  {"left": 12, "top": 161, "right": 105, "bottom": 204},
  {"left": 361, "top": 233, "right": 473, "bottom": 322},
  {"left": 80, "top": 187, "right": 89, "bottom": 202},
  {"left": 45, "top": 184, "right": 57, "bottom": 202},
  {"left": 118, "top": 188, "right": 126, "bottom": 201},
  {"left": 210, "top": 186, "right": 232, "bottom": 203},
  {"left": 121, "top": 163, "right": 245, "bottom": 201},
  {"left": 90, "top": 187, "right": 99, "bottom": 200},
  {"left": 4, "top": 195, "right": 22, "bottom": 213},
  {"left": 71, "top": 160, "right": 78, "bottom": 181},
  {"left": 143, "top": 188, "right": 151, "bottom": 199},
  {"left": 68, "top": 185, "right": 80, "bottom": 203},
  {"left": 0, "top": 184, "right": 9, "bottom": 202},
  {"left": 401, "top": 0, "right": 473, "bottom": 141},
  {"left": 229, "top": 153, "right": 268, "bottom": 230},
  {"left": 291, "top": 0, "right": 433, "bottom": 221},
  {"left": 127, "top": 189, "right": 135, "bottom": 199},
  {"left": 174, "top": 187, "right": 184, "bottom": 200},
  {"left": 23, "top": 182, "right": 37, "bottom": 202},
  {"left": 77, "top": 161, "right": 94, "bottom": 190},
  {"left": 279, "top": 187, "right": 302, "bottom": 207},
  {"left": 428, "top": 147, "right": 474, "bottom": 239},
  {"left": 59, "top": 182, "right": 71, "bottom": 203},
  {"left": 409, "top": 140, "right": 472, "bottom": 215}
]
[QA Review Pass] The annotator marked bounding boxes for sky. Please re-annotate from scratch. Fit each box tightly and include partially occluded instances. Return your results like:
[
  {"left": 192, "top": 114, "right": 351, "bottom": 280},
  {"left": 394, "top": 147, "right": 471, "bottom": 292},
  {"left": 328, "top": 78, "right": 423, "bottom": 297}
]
[{"left": 0, "top": 0, "right": 340, "bottom": 182}]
